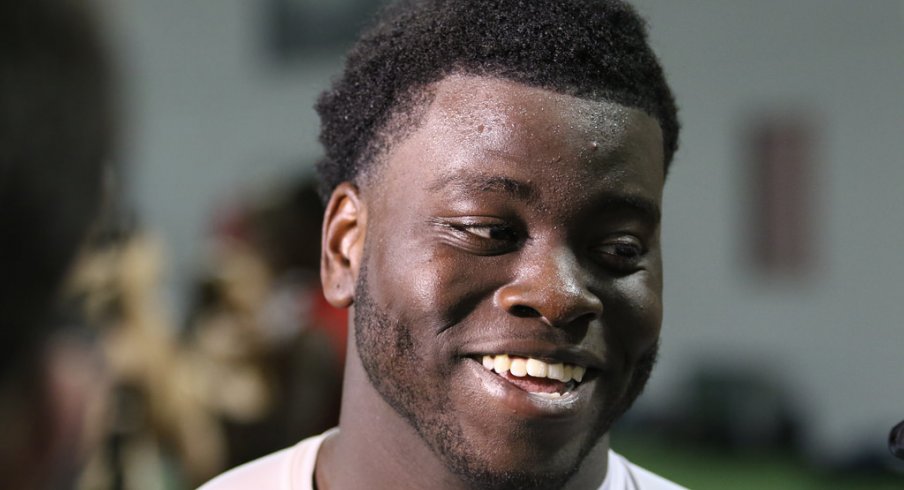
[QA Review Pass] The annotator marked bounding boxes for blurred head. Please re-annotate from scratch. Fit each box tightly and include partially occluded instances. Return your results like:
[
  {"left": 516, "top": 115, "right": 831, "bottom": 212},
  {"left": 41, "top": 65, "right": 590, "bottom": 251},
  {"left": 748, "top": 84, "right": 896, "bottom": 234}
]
[
  {"left": 0, "top": 0, "right": 115, "bottom": 486},
  {"left": 318, "top": 0, "right": 677, "bottom": 488}
]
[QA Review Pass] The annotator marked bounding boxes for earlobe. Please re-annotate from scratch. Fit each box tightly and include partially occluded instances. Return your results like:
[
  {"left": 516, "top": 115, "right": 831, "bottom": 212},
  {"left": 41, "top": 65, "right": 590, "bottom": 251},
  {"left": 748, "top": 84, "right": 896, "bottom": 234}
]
[{"left": 321, "top": 182, "right": 366, "bottom": 308}]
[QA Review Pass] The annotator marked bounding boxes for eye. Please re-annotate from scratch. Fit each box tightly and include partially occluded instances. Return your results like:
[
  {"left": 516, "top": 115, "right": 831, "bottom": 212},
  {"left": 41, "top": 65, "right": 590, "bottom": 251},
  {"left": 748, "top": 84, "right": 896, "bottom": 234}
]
[
  {"left": 593, "top": 235, "right": 646, "bottom": 271},
  {"left": 433, "top": 218, "right": 523, "bottom": 255},
  {"left": 459, "top": 224, "right": 519, "bottom": 242}
]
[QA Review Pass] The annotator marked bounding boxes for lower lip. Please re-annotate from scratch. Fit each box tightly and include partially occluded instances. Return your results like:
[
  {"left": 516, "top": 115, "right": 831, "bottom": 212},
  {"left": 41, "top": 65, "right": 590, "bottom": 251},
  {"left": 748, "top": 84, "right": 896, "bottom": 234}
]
[{"left": 463, "top": 358, "right": 594, "bottom": 420}]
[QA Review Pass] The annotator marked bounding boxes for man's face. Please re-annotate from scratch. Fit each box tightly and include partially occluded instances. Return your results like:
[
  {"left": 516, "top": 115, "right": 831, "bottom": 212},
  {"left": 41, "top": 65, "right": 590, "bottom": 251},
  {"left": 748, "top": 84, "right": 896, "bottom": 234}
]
[{"left": 353, "top": 74, "right": 664, "bottom": 488}]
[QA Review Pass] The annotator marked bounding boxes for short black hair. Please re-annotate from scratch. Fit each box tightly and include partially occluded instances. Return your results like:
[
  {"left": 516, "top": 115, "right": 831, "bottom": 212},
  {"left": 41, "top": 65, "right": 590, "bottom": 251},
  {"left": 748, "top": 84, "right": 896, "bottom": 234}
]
[
  {"left": 0, "top": 0, "right": 115, "bottom": 378},
  {"left": 316, "top": 0, "right": 679, "bottom": 197}
]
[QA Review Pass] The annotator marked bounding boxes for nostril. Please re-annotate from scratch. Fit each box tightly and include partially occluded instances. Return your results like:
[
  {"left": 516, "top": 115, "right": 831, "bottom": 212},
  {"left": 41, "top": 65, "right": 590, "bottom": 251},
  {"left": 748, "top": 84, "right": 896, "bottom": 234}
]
[
  {"left": 510, "top": 305, "right": 540, "bottom": 318},
  {"left": 572, "top": 311, "right": 599, "bottom": 328}
]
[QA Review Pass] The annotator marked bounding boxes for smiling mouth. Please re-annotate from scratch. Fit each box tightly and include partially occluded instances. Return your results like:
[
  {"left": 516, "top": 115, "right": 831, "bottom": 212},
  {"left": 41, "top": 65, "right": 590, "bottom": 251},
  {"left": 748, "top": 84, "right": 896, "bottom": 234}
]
[{"left": 479, "top": 354, "right": 588, "bottom": 398}]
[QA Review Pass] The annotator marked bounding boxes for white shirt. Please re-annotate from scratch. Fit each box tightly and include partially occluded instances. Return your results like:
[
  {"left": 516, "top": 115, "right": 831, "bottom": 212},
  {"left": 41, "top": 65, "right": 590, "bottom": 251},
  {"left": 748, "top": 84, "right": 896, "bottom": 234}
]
[{"left": 200, "top": 429, "right": 686, "bottom": 490}]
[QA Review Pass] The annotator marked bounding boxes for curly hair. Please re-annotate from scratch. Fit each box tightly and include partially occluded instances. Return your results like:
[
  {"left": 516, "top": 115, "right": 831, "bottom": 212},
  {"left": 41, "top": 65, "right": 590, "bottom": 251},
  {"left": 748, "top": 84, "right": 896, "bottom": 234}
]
[{"left": 316, "top": 0, "right": 679, "bottom": 197}]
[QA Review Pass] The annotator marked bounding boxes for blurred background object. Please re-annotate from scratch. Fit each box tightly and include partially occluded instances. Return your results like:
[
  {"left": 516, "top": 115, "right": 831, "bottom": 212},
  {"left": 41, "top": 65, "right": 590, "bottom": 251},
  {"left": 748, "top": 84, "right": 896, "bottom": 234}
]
[
  {"left": 890, "top": 420, "right": 904, "bottom": 460},
  {"left": 68, "top": 226, "right": 227, "bottom": 489},
  {"left": 744, "top": 112, "right": 818, "bottom": 277},
  {"left": 182, "top": 175, "right": 344, "bottom": 470},
  {"left": 65, "top": 174, "right": 344, "bottom": 488}
]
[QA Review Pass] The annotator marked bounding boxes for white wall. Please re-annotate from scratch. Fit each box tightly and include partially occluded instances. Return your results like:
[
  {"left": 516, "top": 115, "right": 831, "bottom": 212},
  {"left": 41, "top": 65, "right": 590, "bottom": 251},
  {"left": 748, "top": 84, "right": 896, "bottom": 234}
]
[
  {"left": 106, "top": 0, "right": 904, "bottom": 462},
  {"left": 633, "top": 0, "right": 904, "bottom": 461}
]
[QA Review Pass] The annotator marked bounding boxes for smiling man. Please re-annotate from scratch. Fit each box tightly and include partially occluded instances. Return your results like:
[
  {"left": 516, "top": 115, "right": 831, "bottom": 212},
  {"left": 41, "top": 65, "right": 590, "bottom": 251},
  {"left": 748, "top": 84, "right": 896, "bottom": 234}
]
[{"left": 202, "top": 0, "right": 682, "bottom": 488}]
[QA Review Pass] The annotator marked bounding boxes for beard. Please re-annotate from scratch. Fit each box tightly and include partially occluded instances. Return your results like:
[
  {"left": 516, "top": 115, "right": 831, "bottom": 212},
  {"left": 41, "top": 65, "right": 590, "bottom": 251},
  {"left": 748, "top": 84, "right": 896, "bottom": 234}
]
[{"left": 353, "top": 262, "right": 659, "bottom": 490}]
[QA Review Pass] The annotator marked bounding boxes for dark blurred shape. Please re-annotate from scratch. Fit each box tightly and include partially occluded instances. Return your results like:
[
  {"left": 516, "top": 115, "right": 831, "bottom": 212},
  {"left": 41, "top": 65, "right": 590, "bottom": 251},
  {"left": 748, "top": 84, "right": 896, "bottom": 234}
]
[
  {"left": 617, "top": 363, "right": 904, "bottom": 480},
  {"left": 677, "top": 364, "right": 801, "bottom": 451},
  {"left": 619, "top": 362, "right": 802, "bottom": 454},
  {"left": 890, "top": 420, "right": 904, "bottom": 459},
  {"left": 0, "top": 0, "right": 115, "bottom": 373},
  {"left": 252, "top": 174, "right": 325, "bottom": 274},
  {"left": 0, "top": 0, "right": 116, "bottom": 487},
  {"left": 185, "top": 175, "right": 345, "bottom": 469}
]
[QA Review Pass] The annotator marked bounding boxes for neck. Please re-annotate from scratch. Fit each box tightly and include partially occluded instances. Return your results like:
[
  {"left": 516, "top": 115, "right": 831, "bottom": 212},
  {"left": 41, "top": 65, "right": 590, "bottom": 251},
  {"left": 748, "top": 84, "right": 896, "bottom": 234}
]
[{"left": 317, "top": 343, "right": 468, "bottom": 490}]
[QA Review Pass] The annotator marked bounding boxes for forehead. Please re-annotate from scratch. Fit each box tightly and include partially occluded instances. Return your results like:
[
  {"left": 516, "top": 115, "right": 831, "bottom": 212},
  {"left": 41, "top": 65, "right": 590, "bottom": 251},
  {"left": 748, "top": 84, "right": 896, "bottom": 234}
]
[
  {"left": 430, "top": 75, "right": 635, "bottom": 140},
  {"left": 370, "top": 74, "right": 664, "bottom": 206}
]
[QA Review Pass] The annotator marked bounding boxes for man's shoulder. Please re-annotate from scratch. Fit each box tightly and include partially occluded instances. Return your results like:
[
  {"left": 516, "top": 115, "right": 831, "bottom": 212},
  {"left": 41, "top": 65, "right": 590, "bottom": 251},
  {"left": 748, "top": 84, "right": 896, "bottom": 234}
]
[
  {"left": 198, "top": 430, "right": 332, "bottom": 490},
  {"left": 605, "top": 450, "right": 687, "bottom": 490}
]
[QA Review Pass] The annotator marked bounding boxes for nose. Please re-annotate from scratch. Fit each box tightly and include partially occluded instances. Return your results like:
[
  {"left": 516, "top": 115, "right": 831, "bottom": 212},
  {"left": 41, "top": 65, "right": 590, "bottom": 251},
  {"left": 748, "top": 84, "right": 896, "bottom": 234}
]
[{"left": 495, "top": 246, "right": 603, "bottom": 328}]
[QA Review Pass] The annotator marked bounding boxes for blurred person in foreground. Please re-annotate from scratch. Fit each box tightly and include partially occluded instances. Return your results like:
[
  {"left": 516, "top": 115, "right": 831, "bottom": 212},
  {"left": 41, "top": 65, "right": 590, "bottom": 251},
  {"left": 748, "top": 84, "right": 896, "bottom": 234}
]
[
  {"left": 0, "top": 0, "right": 116, "bottom": 488},
  {"left": 203, "top": 0, "right": 684, "bottom": 489}
]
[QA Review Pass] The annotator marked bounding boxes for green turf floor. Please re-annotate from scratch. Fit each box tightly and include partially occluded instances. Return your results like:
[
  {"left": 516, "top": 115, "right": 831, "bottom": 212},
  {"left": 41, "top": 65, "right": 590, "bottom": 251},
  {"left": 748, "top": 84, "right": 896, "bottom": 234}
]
[{"left": 611, "top": 434, "right": 904, "bottom": 490}]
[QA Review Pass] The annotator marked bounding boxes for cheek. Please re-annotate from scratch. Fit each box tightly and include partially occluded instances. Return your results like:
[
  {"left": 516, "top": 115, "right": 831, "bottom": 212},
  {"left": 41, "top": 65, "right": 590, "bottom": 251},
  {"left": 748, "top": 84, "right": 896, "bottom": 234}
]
[
  {"left": 369, "top": 236, "right": 502, "bottom": 334},
  {"left": 603, "top": 272, "right": 663, "bottom": 357}
]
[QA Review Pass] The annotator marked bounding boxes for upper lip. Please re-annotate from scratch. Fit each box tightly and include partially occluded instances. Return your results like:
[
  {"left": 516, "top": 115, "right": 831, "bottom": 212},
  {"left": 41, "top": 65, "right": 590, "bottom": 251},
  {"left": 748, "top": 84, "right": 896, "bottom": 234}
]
[{"left": 461, "top": 339, "right": 606, "bottom": 371}]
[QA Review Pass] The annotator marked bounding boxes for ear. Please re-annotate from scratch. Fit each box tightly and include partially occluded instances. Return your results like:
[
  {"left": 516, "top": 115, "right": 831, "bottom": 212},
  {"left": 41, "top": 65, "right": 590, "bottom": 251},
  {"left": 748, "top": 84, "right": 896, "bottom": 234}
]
[{"left": 321, "top": 182, "right": 366, "bottom": 308}]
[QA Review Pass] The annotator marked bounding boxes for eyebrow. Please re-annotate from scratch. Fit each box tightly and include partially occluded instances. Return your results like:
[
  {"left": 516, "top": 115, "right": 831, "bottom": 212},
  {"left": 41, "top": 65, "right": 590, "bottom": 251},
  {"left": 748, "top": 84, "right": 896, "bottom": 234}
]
[
  {"left": 426, "top": 173, "right": 535, "bottom": 200},
  {"left": 426, "top": 172, "right": 660, "bottom": 224},
  {"left": 596, "top": 195, "right": 661, "bottom": 225}
]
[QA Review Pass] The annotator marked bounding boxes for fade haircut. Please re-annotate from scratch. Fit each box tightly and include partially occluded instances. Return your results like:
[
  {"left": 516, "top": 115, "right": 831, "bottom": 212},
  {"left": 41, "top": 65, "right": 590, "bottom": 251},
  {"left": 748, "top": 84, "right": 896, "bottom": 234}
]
[{"left": 316, "top": 0, "right": 679, "bottom": 197}]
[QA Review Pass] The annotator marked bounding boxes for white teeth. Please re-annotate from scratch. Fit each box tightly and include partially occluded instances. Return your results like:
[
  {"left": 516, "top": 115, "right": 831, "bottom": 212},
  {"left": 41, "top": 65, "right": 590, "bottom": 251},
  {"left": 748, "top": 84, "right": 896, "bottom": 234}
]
[
  {"left": 480, "top": 355, "right": 587, "bottom": 384},
  {"left": 509, "top": 358, "right": 528, "bottom": 377},
  {"left": 573, "top": 366, "right": 586, "bottom": 382},
  {"left": 526, "top": 358, "right": 547, "bottom": 377},
  {"left": 482, "top": 355, "right": 494, "bottom": 370},
  {"left": 493, "top": 354, "right": 511, "bottom": 374}
]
